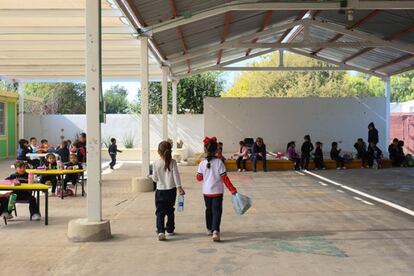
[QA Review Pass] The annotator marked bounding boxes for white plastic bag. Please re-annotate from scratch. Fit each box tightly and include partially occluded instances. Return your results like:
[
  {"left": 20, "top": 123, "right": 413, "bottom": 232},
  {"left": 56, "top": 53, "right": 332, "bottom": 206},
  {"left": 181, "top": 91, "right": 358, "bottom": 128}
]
[{"left": 231, "top": 193, "right": 252, "bottom": 216}]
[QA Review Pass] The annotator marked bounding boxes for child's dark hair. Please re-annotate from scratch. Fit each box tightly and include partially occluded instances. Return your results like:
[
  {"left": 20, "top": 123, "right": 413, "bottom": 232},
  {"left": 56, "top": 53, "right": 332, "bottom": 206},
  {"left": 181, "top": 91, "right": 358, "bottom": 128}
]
[
  {"left": 205, "top": 140, "right": 218, "bottom": 169},
  {"left": 332, "top": 142, "right": 338, "bottom": 147},
  {"left": 239, "top": 141, "right": 245, "bottom": 146},
  {"left": 30, "top": 137, "right": 36, "bottom": 142},
  {"left": 73, "top": 140, "right": 81, "bottom": 148},
  {"left": 304, "top": 135, "right": 311, "bottom": 141},
  {"left": 398, "top": 140, "right": 404, "bottom": 147},
  {"left": 357, "top": 138, "right": 363, "bottom": 142},
  {"left": 286, "top": 141, "right": 295, "bottom": 151},
  {"left": 158, "top": 141, "right": 172, "bottom": 171},
  {"left": 46, "top": 153, "right": 55, "bottom": 160},
  {"left": 62, "top": 140, "right": 68, "bottom": 147},
  {"left": 41, "top": 139, "right": 48, "bottom": 144},
  {"left": 111, "top": 138, "right": 116, "bottom": 143},
  {"left": 316, "top": 141, "right": 322, "bottom": 146},
  {"left": 18, "top": 139, "right": 27, "bottom": 148},
  {"left": 392, "top": 138, "right": 399, "bottom": 143},
  {"left": 14, "top": 160, "right": 26, "bottom": 169}
]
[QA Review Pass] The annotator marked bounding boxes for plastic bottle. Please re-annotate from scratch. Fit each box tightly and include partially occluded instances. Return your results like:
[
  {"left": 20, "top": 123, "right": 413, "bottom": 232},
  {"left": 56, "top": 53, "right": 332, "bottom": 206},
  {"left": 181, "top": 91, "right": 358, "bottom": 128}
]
[
  {"left": 57, "top": 160, "right": 63, "bottom": 170},
  {"left": 8, "top": 193, "right": 17, "bottom": 212},
  {"left": 177, "top": 195, "right": 184, "bottom": 212},
  {"left": 28, "top": 172, "right": 34, "bottom": 184}
]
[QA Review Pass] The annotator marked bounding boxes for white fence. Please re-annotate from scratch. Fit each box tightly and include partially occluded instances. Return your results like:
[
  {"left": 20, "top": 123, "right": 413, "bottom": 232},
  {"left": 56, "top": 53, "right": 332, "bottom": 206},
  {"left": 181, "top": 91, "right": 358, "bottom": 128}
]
[
  {"left": 204, "top": 97, "right": 387, "bottom": 154},
  {"left": 24, "top": 114, "right": 204, "bottom": 155}
]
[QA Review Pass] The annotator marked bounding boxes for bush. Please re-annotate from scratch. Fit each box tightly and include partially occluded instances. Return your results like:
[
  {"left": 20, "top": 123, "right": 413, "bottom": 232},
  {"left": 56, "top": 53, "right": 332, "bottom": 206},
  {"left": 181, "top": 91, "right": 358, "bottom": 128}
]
[
  {"left": 122, "top": 133, "right": 135, "bottom": 149},
  {"left": 102, "top": 136, "right": 112, "bottom": 148}
]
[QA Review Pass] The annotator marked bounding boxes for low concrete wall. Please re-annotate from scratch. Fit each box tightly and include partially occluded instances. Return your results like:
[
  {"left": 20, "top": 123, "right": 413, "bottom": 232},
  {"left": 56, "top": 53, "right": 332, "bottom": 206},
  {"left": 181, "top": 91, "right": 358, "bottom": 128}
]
[{"left": 24, "top": 114, "right": 204, "bottom": 159}]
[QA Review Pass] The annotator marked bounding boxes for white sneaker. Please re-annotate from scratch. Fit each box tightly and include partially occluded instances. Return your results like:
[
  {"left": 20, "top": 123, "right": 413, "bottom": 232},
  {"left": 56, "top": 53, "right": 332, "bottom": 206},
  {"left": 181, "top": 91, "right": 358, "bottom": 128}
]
[
  {"left": 166, "top": 232, "right": 175, "bottom": 236},
  {"left": 342, "top": 167, "right": 347, "bottom": 170},
  {"left": 158, "top": 233, "right": 166, "bottom": 241},
  {"left": 336, "top": 167, "right": 341, "bottom": 170},
  {"left": 212, "top": 231, "right": 220, "bottom": 242},
  {"left": 242, "top": 169, "right": 246, "bottom": 172},
  {"left": 31, "top": 213, "right": 41, "bottom": 221},
  {"left": 237, "top": 169, "right": 241, "bottom": 172},
  {"left": 207, "top": 230, "right": 213, "bottom": 236}
]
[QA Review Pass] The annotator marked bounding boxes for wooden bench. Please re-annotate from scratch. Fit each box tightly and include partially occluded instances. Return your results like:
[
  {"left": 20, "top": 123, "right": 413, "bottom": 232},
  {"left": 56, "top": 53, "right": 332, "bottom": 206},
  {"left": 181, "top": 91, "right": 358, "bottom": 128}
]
[{"left": 222, "top": 159, "right": 392, "bottom": 172}]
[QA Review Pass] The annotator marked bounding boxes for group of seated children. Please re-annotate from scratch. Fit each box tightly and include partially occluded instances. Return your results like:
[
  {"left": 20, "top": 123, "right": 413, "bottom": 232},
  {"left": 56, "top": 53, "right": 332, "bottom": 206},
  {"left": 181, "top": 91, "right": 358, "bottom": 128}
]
[
  {"left": 354, "top": 138, "right": 384, "bottom": 169},
  {"left": 388, "top": 138, "right": 407, "bottom": 167}
]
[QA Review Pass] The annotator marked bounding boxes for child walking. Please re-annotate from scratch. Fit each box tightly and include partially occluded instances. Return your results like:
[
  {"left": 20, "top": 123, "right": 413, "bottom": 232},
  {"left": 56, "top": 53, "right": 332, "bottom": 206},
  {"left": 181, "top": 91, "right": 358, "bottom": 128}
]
[
  {"left": 108, "top": 138, "right": 122, "bottom": 170},
  {"left": 152, "top": 141, "right": 185, "bottom": 241},
  {"left": 197, "top": 137, "right": 238, "bottom": 242}
]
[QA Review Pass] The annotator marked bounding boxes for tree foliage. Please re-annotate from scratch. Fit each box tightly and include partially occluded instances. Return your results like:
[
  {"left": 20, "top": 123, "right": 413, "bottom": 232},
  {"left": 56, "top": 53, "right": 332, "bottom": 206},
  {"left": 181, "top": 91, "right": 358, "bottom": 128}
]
[
  {"left": 103, "top": 85, "right": 129, "bottom": 114},
  {"left": 130, "top": 72, "right": 224, "bottom": 114},
  {"left": 24, "top": 82, "right": 86, "bottom": 114},
  {"left": 224, "top": 52, "right": 414, "bottom": 102}
]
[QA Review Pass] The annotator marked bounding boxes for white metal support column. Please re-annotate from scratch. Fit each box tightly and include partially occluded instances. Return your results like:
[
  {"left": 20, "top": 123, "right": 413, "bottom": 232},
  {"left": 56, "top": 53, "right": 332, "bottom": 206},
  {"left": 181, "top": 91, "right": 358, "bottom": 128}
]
[
  {"left": 18, "top": 83, "right": 24, "bottom": 140},
  {"left": 162, "top": 66, "right": 169, "bottom": 140},
  {"left": 385, "top": 76, "right": 391, "bottom": 151},
  {"left": 172, "top": 80, "right": 178, "bottom": 149},
  {"left": 140, "top": 36, "right": 150, "bottom": 176},
  {"left": 85, "top": 0, "right": 102, "bottom": 222}
]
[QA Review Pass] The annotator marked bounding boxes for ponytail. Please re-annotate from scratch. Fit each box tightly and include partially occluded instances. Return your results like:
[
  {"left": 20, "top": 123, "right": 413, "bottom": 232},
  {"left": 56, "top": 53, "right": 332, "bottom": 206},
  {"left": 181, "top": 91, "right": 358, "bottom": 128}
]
[
  {"left": 158, "top": 141, "right": 173, "bottom": 171},
  {"left": 204, "top": 138, "right": 218, "bottom": 169}
]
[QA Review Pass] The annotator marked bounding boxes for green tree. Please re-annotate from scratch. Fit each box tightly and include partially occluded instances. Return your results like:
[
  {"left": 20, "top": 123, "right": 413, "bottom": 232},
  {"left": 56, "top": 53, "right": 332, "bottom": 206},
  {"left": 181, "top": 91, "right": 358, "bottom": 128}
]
[
  {"left": 224, "top": 52, "right": 414, "bottom": 102},
  {"left": 24, "top": 82, "right": 86, "bottom": 114},
  {"left": 130, "top": 72, "right": 224, "bottom": 114},
  {"left": 103, "top": 85, "right": 129, "bottom": 114}
]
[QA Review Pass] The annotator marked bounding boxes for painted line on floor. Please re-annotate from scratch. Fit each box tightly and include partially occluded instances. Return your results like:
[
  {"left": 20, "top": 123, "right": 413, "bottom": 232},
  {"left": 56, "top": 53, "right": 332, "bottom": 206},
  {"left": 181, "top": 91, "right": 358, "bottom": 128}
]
[
  {"left": 353, "top": 196, "right": 363, "bottom": 201},
  {"left": 303, "top": 170, "right": 414, "bottom": 217},
  {"left": 336, "top": 189, "right": 344, "bottom": 193},
  {"left": 318, "top": 181, "right": 328, "bottom": 186},
  {"left": 361, "top": 200, "right": 375, "bottom": 206},
  {"left": 295, "top": 171, "right": 305, "bottom": 176}
]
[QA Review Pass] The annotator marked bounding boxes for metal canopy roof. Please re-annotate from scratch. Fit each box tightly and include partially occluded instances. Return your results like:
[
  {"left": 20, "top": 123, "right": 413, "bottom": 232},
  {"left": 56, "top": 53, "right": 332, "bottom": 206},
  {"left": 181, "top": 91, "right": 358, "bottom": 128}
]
[
  {"left": 117, "top": 0, "right": 414, "bottom": 79},
  {"left": 0, "top": 0, "right": 162, "bottom": 82}
]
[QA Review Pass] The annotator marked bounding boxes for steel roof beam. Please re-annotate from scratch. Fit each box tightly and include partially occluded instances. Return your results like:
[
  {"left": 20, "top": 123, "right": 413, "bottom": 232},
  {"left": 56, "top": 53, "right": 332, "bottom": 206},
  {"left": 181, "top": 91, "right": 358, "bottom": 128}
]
[
  {"left": 245, "top": 11, "right": 273, "bottom": 57},
  {"left": 142, "top": 1, "right": 414, "bottom": 35},
  {"left": 277, "top": 10, "right": 308, "bottom": 43},
  {"left": 211, "top": 66, "right": 349, "bottom": 71},
  {"left": 168, "top": 0, "right": 191, "bottom": 72},
  {"left": 235, "top": 41, "right": 387, "bottom": 49},
  {"left": 371, "top": 54, "right": 414, "bottom": 72},
  {"left": 311, "top": 19, "right": 414, "bottom": 55},
  {"left": 342, "top": 24, "right": 414, "bottom": 63},
  {"left": 312, "top": 9, "right": 381, "bottom": 55},
  {"left": 167, "top": 19, "right": 301, "bottom": 65},
  {"left": 217, "top": 6, "right": 233, "bottom": 65}
]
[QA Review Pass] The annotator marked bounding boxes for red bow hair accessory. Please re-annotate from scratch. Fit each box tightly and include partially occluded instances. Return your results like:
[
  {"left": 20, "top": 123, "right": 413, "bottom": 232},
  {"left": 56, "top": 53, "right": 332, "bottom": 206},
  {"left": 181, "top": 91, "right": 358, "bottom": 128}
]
[{"left": 203, "top": 136, "right": 217, "bottom": 145}]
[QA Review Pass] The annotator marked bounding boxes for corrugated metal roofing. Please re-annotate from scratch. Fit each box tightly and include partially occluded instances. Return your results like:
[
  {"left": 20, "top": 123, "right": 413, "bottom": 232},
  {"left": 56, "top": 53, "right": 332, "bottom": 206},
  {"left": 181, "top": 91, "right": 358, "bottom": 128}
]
[
  {"left": 0, "top": 0, "right": 162, "bottom": 82},
  {"left": 125, "top": 0, "right": 414, "bottom": 77}
]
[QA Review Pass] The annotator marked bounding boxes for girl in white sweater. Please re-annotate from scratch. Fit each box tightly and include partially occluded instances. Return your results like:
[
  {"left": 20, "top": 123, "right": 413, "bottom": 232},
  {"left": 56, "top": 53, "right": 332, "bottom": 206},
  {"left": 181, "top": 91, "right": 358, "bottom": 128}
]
[{"left": 152, "top": 141, "right": 185, "bottom": 241}]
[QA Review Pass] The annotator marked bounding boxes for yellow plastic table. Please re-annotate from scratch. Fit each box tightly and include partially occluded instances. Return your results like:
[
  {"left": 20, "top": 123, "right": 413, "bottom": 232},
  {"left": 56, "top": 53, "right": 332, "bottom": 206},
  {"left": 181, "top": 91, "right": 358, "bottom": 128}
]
[
  {"left": 0, "top": 184, "right": 49, "bottom": 225},
  {"left": 26, "top": 169, "right": 86, "bottom": 199}
]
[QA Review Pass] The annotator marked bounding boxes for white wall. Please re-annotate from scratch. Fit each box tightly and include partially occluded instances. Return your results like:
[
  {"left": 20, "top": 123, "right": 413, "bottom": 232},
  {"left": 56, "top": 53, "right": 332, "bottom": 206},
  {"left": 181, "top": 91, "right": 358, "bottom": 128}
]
[
  {"left": 391, "top": 100, "right": 414, "bottom": 113},
  {"left": 204, "top": 97, "right": 387, "bottom": 154},
  {"left": 24, "top": 114, "right": 204, "bottom": 155}
]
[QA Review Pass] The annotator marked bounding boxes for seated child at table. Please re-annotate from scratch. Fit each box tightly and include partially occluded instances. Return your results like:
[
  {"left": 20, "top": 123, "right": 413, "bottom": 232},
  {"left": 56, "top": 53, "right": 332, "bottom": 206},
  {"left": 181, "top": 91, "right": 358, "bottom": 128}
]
[
  {"left": 17, "top": 139, "right": 31, "bottom": 162},
  {"left": 330, "top": 142, "right": 346, "bottom": 170},
  {"left": 5, "top": 161, "right": 41, "bottom": 220},
  {"left": 40, "top": 153, "right": 58, "bottom": 194},
  {"left": 313, "top": 141, "right": 325, "bottom": 170},
  {"left": 63, "top": 154, "right": 83, "bottom": 191},
  {"left": 55, "top": 140, "right": 70, "bottom": 163},
  {"left": 37, "top": 139, "right": 49, "bottom": 153},
  {"left": 72, "top": 140, "right": 86, "bottom": 164},
  {"left": 29, "top": 137, "right": 38, "bottom": 153}
]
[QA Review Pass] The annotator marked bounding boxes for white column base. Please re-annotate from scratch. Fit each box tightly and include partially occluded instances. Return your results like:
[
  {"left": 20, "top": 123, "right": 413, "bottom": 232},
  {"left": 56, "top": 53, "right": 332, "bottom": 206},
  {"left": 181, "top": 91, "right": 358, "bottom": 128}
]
[
  {"left": 131, "top": 177, "right": 153, "bottom": 193},
  {"left": 67, "top": 218, "right": 111, "bottom": 242}
]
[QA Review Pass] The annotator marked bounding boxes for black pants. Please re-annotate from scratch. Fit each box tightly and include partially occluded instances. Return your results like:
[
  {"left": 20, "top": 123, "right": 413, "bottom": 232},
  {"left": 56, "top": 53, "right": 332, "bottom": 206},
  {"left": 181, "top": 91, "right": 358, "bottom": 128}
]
[
  {"left": 290, "top": 158, "right": 301, "bottom": 170},
  {"left": 63, "top": 174, "right": 79, "bottom": 190},
  {"left": 252, "top": 155, "right": 267, "bottom": 172},
  {"left": 0, "top": 197, "right": 8, "bottom": 214},
  {"left": 334, "top": 157, "right": 345, "bottom": 168},
  {"left": 301, "top": 154, "right": 310, "bottom": 170},
  {"left": 357, "top": 153, "right": 367, "bottom": 167},
  {"left": 236, "top": 156, "right": 246, "bottom": 170},
  {"left": 314, "top": 157, "right": 324, "bottom": 169},
  {"left": 15, "top": 191, "right": 39, "bottom": 216},
  {"left": 109, "top": 154, "right": 116, "bottom": 168},
  {"left": 155, "top": 188, "right": 177, "bottom": 234},
  {"left": 204, "top": 195, "right": 223, "bottom": 232},
  {"left": 40, "top": 175, "right": 58, "bottom": 193}
]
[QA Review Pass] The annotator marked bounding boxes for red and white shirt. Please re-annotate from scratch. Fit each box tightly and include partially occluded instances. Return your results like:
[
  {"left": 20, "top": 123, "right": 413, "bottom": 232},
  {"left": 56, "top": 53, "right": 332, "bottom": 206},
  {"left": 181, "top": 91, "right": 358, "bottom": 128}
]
[{"left": 197, "top": 158, "right": 237, "bottom": 197}]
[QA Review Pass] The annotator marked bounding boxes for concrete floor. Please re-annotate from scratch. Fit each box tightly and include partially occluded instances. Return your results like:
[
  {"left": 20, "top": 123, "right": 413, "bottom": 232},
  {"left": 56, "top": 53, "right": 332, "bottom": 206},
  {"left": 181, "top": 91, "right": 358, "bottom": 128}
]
[{"left": 0, "top": 159, "right": 414, "bottom": 276}]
